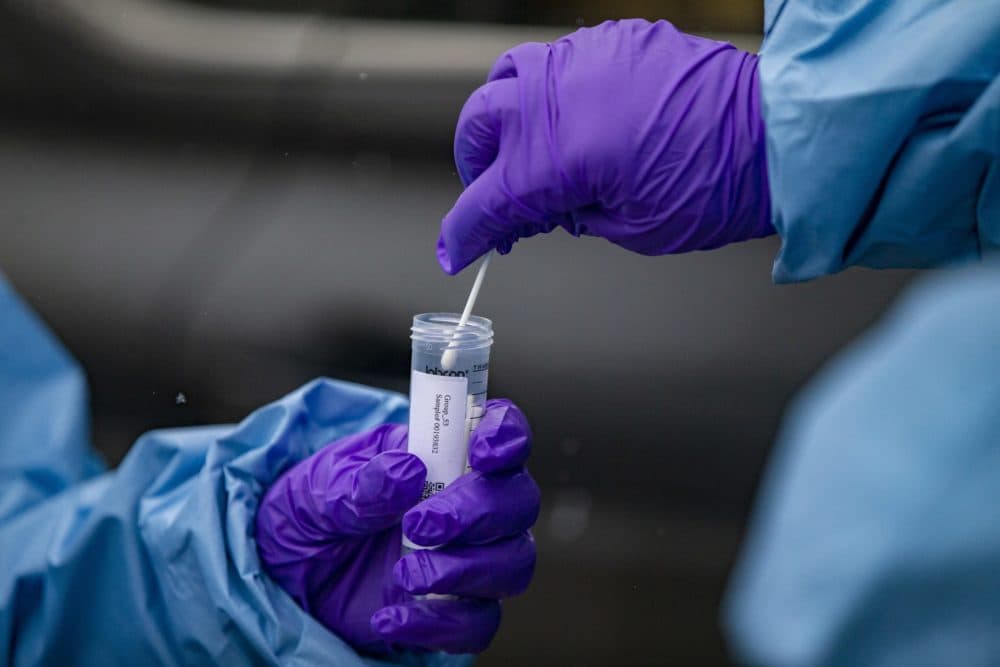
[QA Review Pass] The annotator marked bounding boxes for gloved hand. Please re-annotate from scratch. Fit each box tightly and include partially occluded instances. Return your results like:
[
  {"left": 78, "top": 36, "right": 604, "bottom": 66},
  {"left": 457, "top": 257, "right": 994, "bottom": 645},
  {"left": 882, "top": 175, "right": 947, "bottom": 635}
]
[
  {"left": 438, "top": 19, "right": 773, "bottom": 274},
  {"left": 255, "top": 398, "right": 539, "bottom": 656}
]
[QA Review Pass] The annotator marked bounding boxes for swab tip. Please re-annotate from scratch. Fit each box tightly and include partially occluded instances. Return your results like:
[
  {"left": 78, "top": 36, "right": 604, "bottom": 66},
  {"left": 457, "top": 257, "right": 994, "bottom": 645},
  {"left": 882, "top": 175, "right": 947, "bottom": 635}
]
[{"left": 440, "top": 347, "right": 459, "bottom": 370}]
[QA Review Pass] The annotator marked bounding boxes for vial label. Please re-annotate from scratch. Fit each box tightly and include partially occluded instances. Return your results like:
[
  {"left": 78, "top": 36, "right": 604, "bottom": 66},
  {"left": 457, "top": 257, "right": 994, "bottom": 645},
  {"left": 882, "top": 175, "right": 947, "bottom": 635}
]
[{"left": 404, "top": 369, "right": 469, "bottom": 550}]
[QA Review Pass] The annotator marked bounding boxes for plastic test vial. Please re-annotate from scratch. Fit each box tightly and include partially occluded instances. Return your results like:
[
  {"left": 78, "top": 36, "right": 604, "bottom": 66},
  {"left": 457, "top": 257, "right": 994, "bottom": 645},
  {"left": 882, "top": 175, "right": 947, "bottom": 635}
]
[{"left": 404, "top": 312, "right": 493, "bottom": 550}]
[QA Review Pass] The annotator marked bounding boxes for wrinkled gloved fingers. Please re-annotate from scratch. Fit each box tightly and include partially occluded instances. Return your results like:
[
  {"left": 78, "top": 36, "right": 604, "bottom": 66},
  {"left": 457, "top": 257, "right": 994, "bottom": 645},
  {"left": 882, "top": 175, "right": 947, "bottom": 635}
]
[
  {"left": 403, "top": 468, "right": 540, "bottom": 547},
  {"left": 265, "top": 423, "right": 422, "bottom": 539},
  {"left": 259, "top": 445, "right": 425, "bottom": 553},
  {"left": 486, "top": 41, "right": 549, "bottom": 81},
  {"left": 437, "top": 165, "right": 504, "bottom": 275},
  {"left": 437, "top": 164, "right": 563, "bottom": 275},
  {"left": 454, "top": 78, "right": 518, "bottom": 187},
  {"left": 256, "top": 425, "right": 420, "bottom": 571},
  {"left": 395, "top": 533, "right": 536, "bottom": 597},
  {"left": 468, "top": 398, "right": 532, "bottom": 474},
  {"left": 323, "top": 449, "right": 426, "bottom": 537},
  {"left": 438, "top": 41, "right": 574, "bottom": 276},
  {"left": 437, "top": 165, "right": 520, "bottom": 276},
  {"left": 371, "top": 598, "right": 501, "bottom": 654}
]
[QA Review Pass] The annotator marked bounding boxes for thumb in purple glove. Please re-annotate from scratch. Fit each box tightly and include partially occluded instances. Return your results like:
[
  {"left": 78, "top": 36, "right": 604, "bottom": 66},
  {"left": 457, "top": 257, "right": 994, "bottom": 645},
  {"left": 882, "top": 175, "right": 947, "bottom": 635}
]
[
  {"left": 438, "top": 18, "right": 773, "bottom": 274},
  {"left": 255, "top": 398, "right": 539, "bottom": 655}
]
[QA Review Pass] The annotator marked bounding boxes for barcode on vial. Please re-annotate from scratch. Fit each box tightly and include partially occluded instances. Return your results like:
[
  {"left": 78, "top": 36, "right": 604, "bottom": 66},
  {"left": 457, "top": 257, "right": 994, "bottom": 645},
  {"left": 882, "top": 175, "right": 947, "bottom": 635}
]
[{"left": 421, "top": 480, "right": 446, "bottom": 500}]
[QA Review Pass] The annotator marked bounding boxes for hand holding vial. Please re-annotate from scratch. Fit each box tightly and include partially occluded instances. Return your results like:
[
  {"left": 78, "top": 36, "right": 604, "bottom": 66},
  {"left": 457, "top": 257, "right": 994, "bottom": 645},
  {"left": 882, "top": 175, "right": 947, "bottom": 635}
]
[{"left": 254, "top": 399, "right": 538, "bottom": 655}]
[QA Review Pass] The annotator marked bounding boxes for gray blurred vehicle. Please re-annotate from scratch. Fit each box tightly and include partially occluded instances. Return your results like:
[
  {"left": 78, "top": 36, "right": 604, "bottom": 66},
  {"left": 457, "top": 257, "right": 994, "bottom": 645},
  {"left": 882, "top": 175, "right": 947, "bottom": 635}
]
[{"left": 0, "top": 2, "right": 912, "bottom": 664}]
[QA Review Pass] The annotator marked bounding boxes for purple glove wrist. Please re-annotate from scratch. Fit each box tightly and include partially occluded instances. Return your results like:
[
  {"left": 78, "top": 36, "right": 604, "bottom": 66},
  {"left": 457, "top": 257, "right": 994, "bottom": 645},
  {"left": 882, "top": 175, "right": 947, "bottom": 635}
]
[
  {"left": 255, "top": 398, "right": 539, "bottom": 656},
  {"left": 439, "top": 19, "right": 773, "bottom": 274}
]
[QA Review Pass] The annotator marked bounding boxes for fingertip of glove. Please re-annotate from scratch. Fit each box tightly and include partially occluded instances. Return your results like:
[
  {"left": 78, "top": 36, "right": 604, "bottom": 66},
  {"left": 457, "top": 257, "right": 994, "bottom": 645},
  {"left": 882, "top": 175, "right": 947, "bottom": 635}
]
[
  {"left": 401, "top": 510, "right": 432, "bottom": 547},
  {"left": 370, "top": 605, "right": 405, "bottom": 635},
  {"left": 468, "top": 399, "right": 532, "bottom": 473},
  {"left": 379, "top": 449, "right": 426, "bottom": 480},
  {"left": 402, "top": 499, "right": 454, "bottom": 547},
  {"left": 352, "top": 451, "right": 426, "bottom": 512},
  {"left": 436, "top": 235, "right": 460, "bottom": 275},
  {"left": 392, "top": 552, "right": 428, "bottom": 594}
]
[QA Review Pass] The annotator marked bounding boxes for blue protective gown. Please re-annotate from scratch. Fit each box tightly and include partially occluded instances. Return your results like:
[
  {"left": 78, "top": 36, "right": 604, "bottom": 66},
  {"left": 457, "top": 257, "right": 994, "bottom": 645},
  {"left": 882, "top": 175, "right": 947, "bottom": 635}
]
[
  {"left": 725, "top": 0, "right": 1000, "bottom": 665},
  {"left": 0, "top": 277, "right": 470, "bottom": 667},
  {"left": 760, "top": 0, "right": 999, "bottom": 283},
  {"left": 725, "top": 264, "right": 1000, "bottom": 667}
]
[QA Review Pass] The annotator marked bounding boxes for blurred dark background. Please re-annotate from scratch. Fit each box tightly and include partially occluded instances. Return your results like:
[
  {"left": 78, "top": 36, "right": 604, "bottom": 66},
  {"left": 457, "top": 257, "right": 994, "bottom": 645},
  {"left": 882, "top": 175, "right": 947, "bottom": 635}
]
[{"left": 0, "top": 1, "right": 913, "bottom": 665}]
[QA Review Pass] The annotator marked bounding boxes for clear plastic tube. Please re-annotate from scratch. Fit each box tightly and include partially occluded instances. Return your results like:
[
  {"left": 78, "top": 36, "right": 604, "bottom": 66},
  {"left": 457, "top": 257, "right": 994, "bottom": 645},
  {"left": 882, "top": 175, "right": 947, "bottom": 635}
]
[{"left": 404, "top": 312, "right": 493, "bottom": 551}]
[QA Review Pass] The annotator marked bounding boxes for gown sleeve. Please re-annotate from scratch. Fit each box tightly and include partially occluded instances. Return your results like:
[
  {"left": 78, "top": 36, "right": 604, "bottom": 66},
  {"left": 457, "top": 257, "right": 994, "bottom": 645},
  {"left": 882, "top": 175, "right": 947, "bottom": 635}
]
[{"left": 759, "top": 0, "right": 1000, "bottom": 282}]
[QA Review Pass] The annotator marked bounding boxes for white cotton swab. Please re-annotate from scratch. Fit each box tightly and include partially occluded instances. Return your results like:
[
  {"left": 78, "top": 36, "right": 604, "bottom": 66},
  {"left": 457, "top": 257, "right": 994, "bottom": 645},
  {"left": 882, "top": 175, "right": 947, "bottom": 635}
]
[{"left": 440, "top": 251, "right": 494, "bottom": 370}]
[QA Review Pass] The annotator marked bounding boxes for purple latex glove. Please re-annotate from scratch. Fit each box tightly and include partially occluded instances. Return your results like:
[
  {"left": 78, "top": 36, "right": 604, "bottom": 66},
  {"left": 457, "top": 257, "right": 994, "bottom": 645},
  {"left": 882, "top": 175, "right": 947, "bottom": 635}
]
[
  {"left": 438, "top": 18, "right": 773, "bottom": 274},
  {"left": 255, "top": 398, "right": 538, "bottom": 656}
]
